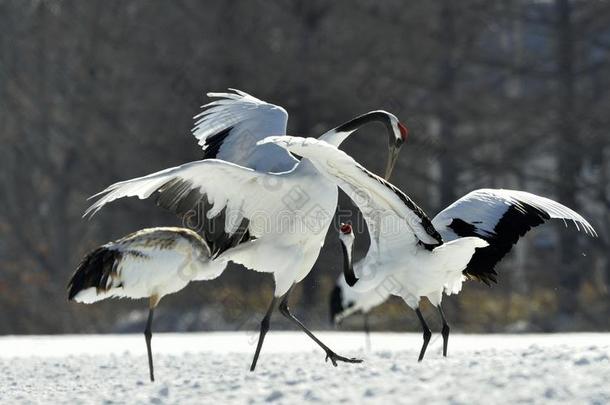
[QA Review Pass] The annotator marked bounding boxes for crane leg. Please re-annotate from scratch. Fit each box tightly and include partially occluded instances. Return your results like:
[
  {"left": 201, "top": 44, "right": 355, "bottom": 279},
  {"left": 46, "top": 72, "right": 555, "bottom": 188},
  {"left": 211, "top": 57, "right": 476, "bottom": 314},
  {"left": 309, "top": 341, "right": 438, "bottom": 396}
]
[
  {"left": 278, "top": 287, "right": 362, "bottom": 367},
  {"left": 415, "top": 307, "right": 431, "bottom": 362},
  {"left": 144, "top": 306, "right": 155, "bottom": 382},
  {"left": 249, "top": 296, "right": 277, "bottom": 372},
  {"left": 438, "top": 304, "right": 450, "bottom": 357},
  {"left": 364, "top": 313, "right": 371, "bottom": 352}
]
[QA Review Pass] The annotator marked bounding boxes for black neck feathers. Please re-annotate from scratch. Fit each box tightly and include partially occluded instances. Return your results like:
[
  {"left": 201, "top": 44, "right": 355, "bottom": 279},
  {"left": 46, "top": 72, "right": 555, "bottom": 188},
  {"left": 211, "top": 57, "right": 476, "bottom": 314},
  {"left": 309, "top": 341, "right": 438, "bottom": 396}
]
[
  {"left": 334, "top": 111, "right": 393, "bottom": 140},
  {"left": 341, "top": 241, "right": 358, "bottom": 287}
]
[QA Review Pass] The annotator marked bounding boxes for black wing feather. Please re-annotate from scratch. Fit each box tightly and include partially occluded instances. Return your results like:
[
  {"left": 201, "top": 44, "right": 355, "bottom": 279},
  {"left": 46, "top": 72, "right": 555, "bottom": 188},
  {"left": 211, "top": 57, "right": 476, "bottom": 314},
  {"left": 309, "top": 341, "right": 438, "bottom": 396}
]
[
  {"left": 154, "top": 177, "right": 253, "bottom": 257},
  {"left": 201, "top": 126, "right": 233, "bottom": 160},
  {"left": 449, "top": 202, "right": 550, "bottom": 285}
]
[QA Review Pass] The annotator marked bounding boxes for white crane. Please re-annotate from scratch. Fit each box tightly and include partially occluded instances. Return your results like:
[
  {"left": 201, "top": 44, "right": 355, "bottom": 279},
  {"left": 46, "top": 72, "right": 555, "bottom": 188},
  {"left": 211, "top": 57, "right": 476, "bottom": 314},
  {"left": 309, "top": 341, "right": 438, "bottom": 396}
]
[
  {"left": 264, "top": 136, "right": 597, "bottom": 361},
  {"left": 67, "top": 227, "right": 225, "bottom": 382},
  {"left": 331, "top": 188, "right": 597, "bottom": 353},
  {"left": 84, "top": 89, "right": 408, "bottom": 370}
]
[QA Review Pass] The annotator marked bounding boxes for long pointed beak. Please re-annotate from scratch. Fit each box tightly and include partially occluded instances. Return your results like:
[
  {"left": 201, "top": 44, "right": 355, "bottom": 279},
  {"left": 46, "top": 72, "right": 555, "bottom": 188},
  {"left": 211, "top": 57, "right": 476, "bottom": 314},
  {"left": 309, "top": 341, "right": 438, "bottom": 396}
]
[{"left": 384, "top": 145, "right": 400, "bottom": 180}]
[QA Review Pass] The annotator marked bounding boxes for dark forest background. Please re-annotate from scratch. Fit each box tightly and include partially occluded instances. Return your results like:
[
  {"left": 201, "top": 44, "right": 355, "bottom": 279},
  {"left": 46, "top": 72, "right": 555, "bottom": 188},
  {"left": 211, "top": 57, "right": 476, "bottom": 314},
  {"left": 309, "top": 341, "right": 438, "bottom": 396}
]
[{"left": 0, "top": 0, "right": 608, "bottom": 334}]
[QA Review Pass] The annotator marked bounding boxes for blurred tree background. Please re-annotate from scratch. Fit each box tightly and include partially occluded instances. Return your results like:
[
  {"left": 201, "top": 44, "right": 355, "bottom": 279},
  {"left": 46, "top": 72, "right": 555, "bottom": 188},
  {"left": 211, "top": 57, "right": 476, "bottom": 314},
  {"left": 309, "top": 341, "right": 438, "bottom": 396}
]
[{"left": 0, "top": 0, "right": 608, "bottom": 334}]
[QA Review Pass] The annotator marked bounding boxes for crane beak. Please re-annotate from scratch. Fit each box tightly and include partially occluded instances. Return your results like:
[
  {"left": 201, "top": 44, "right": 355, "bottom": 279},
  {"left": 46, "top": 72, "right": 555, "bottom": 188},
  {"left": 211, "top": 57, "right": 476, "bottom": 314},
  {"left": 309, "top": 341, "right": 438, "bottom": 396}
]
[{"left": 384, "top": 145, "right": 400, "bottom": 180}]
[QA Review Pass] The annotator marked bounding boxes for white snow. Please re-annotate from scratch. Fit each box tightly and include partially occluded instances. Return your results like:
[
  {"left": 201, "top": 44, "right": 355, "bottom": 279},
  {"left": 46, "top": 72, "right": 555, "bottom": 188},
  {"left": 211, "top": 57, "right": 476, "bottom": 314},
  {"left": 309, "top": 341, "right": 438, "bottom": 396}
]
[{"left": 0, "top": 332, "right": 608, "bottom": 404}]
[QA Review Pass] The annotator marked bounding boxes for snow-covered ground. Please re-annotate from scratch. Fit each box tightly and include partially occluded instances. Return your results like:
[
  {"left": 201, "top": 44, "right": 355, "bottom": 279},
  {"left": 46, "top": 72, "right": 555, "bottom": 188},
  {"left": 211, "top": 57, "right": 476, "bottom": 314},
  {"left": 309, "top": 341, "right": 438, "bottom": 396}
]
[{"left": 0, "top": 332, "right": 608, "bottom": 404}]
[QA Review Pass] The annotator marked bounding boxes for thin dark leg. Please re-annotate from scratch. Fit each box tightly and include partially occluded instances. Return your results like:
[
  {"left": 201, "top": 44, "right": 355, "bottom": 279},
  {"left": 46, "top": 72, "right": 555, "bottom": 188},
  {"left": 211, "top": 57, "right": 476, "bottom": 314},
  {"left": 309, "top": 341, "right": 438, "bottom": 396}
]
[
  {"left": 415, "top": 307, "right": 431, "bottom": 362},
  {"left": 144, "top": 308, "right": 155, "bottom": 382},
  {"left": 249, "top": 296, "right": 277, "bottom": 372},
  {"left": 364, "top": 313, "right": 371, "bottom": 352},
  {"left": 278, "top": 287, "right": 362, "bottom": 367},
  {"left": 438, "top": 304, "right": 450, "bottom": 357}
]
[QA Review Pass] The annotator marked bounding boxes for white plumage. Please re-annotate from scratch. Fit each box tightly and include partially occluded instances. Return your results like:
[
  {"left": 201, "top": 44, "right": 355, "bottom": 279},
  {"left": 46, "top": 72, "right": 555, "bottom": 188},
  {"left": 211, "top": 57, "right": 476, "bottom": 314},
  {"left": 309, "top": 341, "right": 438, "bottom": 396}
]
[
  {"left": 331, "top": 275, "right": 391, "bottom": 324},
  {"left": 265, "top": 136, "right": 538, "bottom": 360},
  {"left": 331, "top": 227, "right": 391, "bottom": 322},
  {"left": 193, "top": 89, "right": 296, "bottom": 172},
  {"left": 83, "top": 89, "right": 408, "bottom": 371},
  {"left": 433, "top": 188, "right": 597, "bottom": 240},
  {"left": 68, "top": 227, "right": 223, "bottom": 382},
  {"left": 69, "top": 227, "right": 223, "bottom": 304},
  {"left": 321, "top": 185, "right": 597, "bottom": 357},
  {"left": 262, "top": 136, "right": 489, "bottom": 300}
]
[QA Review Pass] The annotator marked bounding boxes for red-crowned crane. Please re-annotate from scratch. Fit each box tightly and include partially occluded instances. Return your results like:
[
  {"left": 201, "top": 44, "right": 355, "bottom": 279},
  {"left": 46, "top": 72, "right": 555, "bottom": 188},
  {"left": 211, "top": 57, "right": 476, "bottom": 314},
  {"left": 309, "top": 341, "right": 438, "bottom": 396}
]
[
  {"left": 331, "top": 189, "right": 596, "bottom": 355},
  {"left": 264, "top": 136, "right": 597, "bottom": 361},
  {"left": 83, "top": 89, "right": 408, "bottom": 370},
  {"left": 68, "top": 227, "right": 225, "bottom": 382}
]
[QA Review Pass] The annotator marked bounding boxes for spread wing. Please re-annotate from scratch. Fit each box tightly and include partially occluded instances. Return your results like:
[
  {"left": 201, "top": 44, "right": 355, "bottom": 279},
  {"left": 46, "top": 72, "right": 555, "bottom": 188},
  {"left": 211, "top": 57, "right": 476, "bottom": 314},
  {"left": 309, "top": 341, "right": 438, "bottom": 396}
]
[
  {"left": 84, "top": 159, "right": 291, "bottom": 256},
  {"left": 192, "top": 89, "right": 297, "bottom": 172},
  {"left": 432, "top": 188, "right": 597, "bottom": 284}
]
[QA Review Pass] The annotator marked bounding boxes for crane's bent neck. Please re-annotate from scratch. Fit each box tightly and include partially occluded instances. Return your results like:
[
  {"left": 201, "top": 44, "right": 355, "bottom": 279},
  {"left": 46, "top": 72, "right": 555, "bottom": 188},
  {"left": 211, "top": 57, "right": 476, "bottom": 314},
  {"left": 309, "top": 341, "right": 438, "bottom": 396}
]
[
  {"left": 340, "top": 239, "right": 358, "bottom": 287},
  {"left": 318, "top": 111, "right": 393, "bottom": 148}
]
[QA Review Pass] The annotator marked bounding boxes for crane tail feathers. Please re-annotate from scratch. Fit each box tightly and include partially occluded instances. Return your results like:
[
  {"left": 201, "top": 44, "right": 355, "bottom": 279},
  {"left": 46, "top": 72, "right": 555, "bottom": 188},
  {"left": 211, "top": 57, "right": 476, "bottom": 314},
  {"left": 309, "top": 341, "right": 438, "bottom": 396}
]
[
  {"left": 431, "top": 237, "right": 489, "bottom": 295},
  {"left": 68, "top": 247, "right": 122, "bottom": 303}
]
